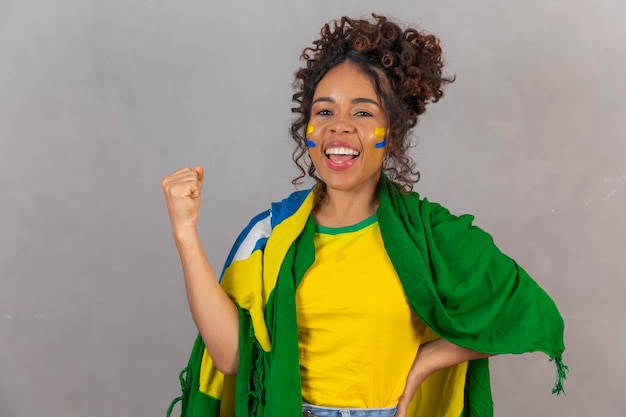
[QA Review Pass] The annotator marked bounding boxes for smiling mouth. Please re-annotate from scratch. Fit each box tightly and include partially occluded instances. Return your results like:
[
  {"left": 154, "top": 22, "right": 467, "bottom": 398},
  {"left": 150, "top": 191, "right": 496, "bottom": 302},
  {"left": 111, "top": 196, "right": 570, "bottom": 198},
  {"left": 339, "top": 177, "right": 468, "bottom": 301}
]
[{"left": 325, "top": 147, "right": 360, "bottom": 163}]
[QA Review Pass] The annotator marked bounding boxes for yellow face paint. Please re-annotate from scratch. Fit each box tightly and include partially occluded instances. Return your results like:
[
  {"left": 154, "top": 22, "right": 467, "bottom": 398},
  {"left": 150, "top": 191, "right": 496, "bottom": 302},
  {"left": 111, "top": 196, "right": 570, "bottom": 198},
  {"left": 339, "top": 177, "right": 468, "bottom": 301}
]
[
  {"left": 374, "top": 127, "right": 388, "bottom": 148},
  {"left": 306, "top": 125, "right": 316, "bottom": 147},
  {"left": 374, "top": 127, "right": 388, "bottom": 138}
]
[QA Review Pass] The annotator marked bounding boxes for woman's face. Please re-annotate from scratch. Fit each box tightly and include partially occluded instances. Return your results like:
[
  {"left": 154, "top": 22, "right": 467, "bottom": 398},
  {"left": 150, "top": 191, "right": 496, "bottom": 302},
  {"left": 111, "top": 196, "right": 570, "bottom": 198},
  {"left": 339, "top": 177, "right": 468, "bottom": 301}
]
[{"left": 306, "top": 61, "right": 389, "bottom": 198}]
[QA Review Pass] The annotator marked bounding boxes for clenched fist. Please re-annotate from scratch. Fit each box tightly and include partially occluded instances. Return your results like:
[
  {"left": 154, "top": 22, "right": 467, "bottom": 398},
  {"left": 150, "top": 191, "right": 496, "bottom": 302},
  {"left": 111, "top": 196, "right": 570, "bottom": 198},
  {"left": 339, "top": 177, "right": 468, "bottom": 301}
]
[{"left": 161, "top": 166, "right": 204, "bottom": 234}]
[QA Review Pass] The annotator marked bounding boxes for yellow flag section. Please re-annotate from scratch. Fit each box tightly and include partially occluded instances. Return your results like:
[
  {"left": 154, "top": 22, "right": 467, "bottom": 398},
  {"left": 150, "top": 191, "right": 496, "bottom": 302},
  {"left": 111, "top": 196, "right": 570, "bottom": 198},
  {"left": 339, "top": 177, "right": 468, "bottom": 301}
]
[
  {"left": 195, "top": 190, "right": 316, "bottom": 413},
  {"left": 220, "top": 190, "right": 315, "bottom": 351},
  {"left": 197, "top": 354, "right": 235, "bottom": 417}
]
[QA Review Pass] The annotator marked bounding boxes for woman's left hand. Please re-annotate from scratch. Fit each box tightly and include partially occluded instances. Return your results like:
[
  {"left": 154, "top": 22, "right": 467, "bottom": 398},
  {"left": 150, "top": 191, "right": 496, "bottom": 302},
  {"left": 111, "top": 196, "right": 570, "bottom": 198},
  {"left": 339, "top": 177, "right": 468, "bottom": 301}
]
[{"left": 394, "top": 371, "right": 427, "bottom": 417}]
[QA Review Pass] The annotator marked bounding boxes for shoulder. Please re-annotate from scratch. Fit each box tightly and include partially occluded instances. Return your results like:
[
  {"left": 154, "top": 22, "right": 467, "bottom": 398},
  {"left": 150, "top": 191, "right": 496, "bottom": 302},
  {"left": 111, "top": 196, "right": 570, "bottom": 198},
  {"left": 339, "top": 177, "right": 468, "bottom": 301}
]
[
  {"left": 269, "top": 187, "right": 315, "bottom": 228},
  {"left": 391, "top": 186, "right": 479, "bottom": 236},
  {"left": 391, "top": 184, "right": 464, "bottom": 223},
  {"left": 222, "top": 187, "right": 315, "bottom": 268}
]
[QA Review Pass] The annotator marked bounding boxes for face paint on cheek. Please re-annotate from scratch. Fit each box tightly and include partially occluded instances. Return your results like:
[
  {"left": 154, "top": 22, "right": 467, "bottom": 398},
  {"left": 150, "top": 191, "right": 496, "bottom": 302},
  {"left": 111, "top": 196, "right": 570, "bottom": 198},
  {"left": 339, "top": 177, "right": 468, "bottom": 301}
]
[
  {"left": 306, "top": 124, "right": 316, "bottom": 147},
  {"left": 374, "top": 127, "right": 389, "bottom": 148}
]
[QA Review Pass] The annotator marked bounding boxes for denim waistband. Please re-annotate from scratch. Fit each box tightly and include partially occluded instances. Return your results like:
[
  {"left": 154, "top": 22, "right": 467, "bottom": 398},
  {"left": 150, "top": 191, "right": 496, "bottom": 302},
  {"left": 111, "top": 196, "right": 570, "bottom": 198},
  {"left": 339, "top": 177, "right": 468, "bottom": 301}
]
[{"left": 302, "top": 402, "right": 397, "bottom": 417}]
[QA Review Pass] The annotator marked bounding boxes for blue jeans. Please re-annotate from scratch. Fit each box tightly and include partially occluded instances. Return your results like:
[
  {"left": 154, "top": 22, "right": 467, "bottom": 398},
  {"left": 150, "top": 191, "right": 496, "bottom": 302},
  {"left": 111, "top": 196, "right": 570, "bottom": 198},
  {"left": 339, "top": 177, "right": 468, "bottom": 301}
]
[{"left": 302, "top": 402, "right": 397, "bottom": 417}]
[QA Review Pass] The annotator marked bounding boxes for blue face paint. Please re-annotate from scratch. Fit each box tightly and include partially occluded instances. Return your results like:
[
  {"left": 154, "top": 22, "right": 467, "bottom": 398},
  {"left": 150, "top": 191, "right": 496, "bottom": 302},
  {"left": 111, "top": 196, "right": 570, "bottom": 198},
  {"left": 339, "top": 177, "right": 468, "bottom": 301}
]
[
  {"left": 374, "top": 127, "right": 388, "bottom": 148},
  {"left": 306, "top": 125, "right": 316, "bottom": 147},
  {"left": 374, "top": 138, "right": 387, "bottom": 148}
]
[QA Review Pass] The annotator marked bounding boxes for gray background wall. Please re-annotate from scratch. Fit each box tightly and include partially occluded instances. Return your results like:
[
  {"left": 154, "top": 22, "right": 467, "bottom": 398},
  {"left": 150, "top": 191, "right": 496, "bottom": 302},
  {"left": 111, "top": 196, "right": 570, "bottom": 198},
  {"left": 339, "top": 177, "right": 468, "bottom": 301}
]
[{"left": 0, "top": 0, "right": 624, "bottom": 416}]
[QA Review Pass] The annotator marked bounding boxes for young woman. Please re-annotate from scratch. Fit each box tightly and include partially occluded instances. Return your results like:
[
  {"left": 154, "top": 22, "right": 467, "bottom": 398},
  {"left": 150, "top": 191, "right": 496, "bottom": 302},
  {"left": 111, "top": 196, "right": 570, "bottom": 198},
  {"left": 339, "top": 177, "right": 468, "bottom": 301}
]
[{"left": 162, "top": 14, "right": 566, "bottom": 417}]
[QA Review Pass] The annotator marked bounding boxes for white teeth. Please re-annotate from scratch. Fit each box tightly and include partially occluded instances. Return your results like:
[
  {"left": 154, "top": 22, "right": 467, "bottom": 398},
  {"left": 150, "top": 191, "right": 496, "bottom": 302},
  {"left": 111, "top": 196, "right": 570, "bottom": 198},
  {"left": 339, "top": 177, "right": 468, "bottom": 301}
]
[{"left": 325, "top": 147, "right": 360, "bottom": 156}]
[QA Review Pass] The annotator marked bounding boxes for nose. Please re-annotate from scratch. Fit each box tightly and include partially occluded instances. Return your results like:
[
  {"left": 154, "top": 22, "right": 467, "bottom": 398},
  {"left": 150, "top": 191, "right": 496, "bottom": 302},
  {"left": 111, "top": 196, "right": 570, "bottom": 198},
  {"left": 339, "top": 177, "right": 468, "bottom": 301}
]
[{"left": 329, "top": 118, "right": 355, "bottom": 135}]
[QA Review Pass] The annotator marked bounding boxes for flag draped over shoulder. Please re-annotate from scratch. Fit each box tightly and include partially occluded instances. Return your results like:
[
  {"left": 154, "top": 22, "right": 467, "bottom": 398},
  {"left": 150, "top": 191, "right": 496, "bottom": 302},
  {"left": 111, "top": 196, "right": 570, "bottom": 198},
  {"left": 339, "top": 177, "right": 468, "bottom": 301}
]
[{"left": 167, "top": 177, "right": 567, "bottom": 417}]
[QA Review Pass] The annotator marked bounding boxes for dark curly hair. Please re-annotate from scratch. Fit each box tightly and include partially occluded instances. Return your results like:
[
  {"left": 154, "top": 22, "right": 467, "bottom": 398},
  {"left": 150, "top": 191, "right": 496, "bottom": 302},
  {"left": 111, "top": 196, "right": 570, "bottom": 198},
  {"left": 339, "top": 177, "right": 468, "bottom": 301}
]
[{"left": 290, "top": 14, "right": 454, "bottom": 193}]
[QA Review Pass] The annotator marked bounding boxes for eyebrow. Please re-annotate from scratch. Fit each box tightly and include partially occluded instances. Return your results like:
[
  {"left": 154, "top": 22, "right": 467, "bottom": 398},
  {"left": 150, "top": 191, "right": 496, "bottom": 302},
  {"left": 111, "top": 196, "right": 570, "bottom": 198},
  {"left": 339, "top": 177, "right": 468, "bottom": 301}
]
[{"left": 312, "top": 97, "right": 381, "bottom": 107}]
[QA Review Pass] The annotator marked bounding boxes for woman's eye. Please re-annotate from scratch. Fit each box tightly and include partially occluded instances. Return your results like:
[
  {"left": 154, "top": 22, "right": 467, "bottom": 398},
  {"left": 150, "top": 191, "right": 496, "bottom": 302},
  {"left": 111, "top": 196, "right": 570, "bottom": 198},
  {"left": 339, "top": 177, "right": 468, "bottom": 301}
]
[
  {"left": 355, "top": 111, "right": 373, "bottom": 117},
  {"left": 315, "top": 109, "right": 332, "bottom": 116}
]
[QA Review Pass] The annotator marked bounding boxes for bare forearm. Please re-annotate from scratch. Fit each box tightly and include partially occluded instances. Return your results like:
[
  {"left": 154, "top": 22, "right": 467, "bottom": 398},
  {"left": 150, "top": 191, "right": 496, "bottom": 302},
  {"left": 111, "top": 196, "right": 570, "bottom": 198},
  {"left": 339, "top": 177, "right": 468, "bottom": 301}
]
[
  {"left": 409, "top": 338, "right": 490, "bottom": 379},
  {"left": 174, "top": 228, "right": 240, "bottom": 374},
  {"left": 396, "top": 338, "right": 491, "bottom": 416}
]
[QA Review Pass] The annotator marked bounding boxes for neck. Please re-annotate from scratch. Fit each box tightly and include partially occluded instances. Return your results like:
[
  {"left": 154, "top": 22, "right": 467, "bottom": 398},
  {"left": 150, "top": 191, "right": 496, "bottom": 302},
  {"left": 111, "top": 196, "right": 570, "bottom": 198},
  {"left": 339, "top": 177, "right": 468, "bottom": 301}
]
[{"left": 313, "top": 184, "right": 380, "bottom": 228}]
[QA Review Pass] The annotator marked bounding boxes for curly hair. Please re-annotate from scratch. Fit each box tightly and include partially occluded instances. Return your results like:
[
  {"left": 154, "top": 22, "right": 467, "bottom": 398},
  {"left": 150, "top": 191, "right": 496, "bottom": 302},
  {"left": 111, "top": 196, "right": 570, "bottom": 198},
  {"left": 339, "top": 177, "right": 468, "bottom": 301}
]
[{"left": 290, "top": 14, "right": 455, "bottom": 193}]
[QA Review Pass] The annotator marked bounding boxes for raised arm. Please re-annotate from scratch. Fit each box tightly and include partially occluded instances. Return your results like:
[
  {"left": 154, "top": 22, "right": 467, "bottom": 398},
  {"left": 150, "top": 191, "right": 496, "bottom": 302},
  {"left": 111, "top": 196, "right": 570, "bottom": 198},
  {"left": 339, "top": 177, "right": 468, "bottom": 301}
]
[{"left": 161, "top": 166, "right": 240, "bottom": 374}]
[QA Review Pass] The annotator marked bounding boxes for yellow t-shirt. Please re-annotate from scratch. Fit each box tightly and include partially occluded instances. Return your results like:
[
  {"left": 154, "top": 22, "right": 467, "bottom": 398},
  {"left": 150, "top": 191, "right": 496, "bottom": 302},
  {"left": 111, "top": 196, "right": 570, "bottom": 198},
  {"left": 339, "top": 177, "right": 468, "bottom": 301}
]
[{"left": 296, "top": 214, "right": 426, "bottom": 408}]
